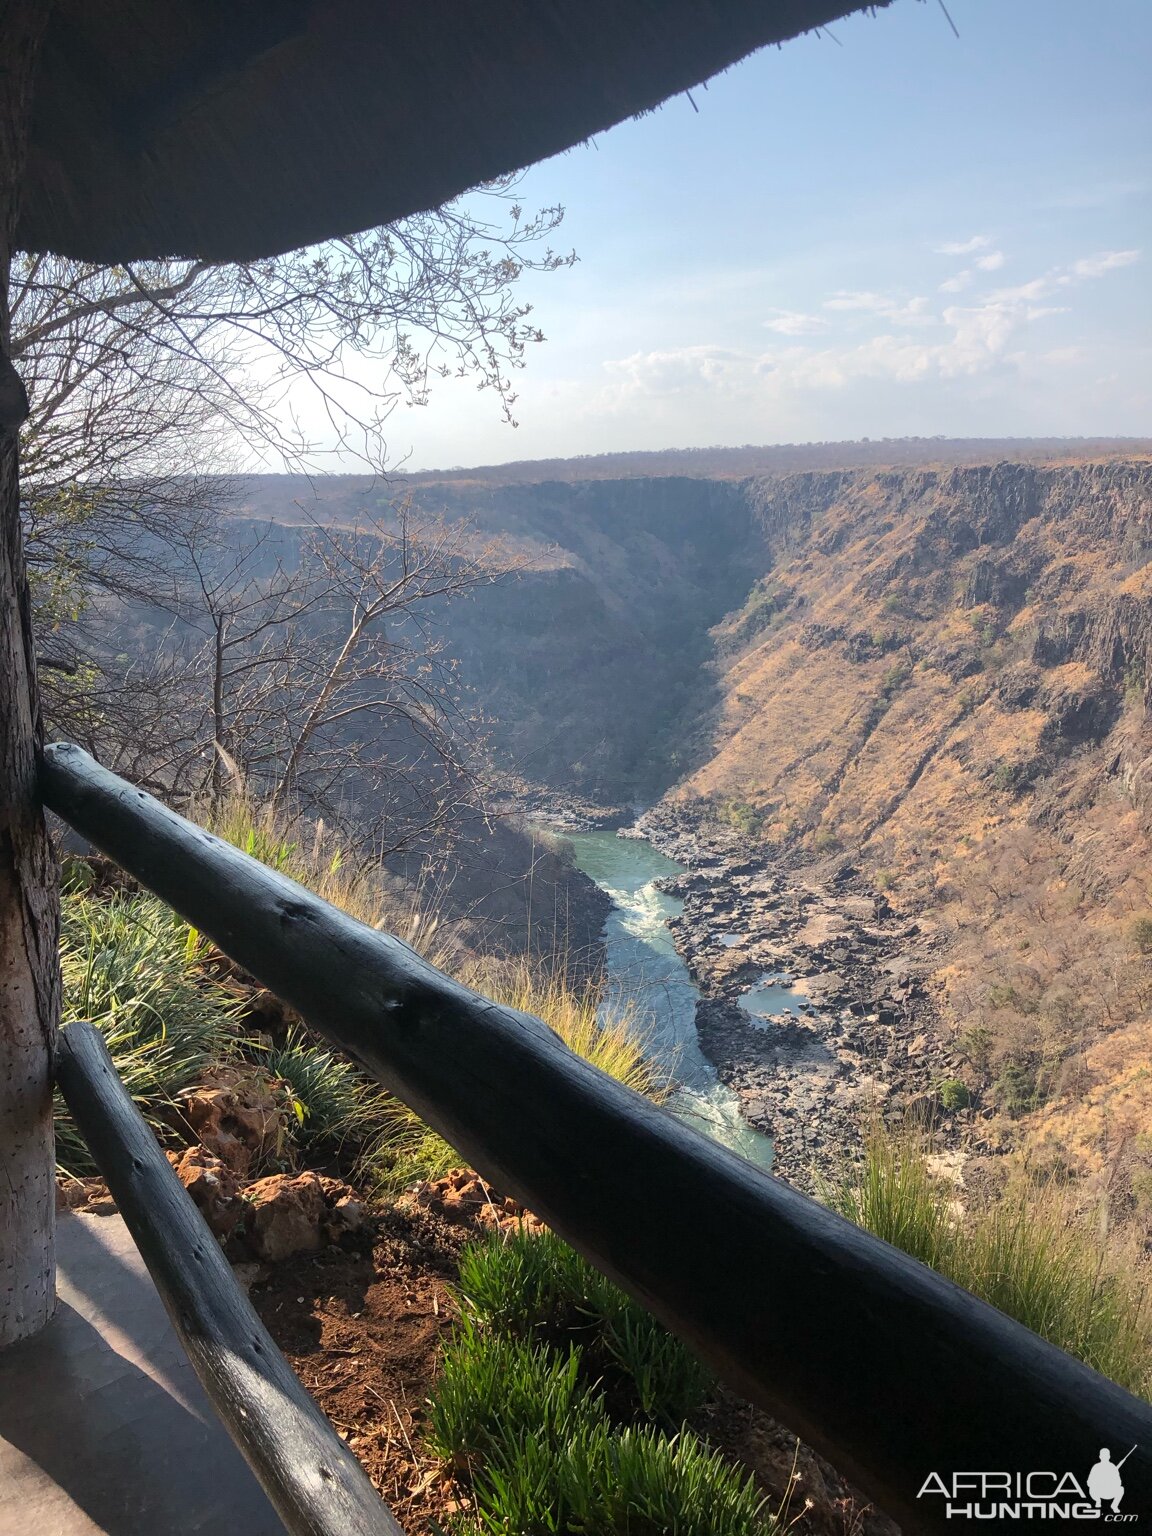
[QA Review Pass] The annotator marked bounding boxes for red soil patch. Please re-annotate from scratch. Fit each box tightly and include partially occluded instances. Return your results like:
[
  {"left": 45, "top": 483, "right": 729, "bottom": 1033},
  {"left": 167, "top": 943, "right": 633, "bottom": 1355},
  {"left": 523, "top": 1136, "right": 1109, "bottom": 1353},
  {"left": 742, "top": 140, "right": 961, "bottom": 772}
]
[
  {"left": 250, "top": 1175, "right": 898, "bottom": 1536},
  {"left": 250, "top": 1200, "right": 472, "bottom": 1530}
]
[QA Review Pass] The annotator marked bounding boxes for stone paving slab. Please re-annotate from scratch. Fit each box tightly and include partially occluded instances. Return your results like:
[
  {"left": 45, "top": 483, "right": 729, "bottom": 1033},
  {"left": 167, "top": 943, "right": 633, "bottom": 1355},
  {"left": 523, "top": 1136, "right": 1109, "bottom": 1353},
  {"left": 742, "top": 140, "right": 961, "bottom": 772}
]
[{"left": 0, "top": 1211, "right": 286, "bottom": 1535}]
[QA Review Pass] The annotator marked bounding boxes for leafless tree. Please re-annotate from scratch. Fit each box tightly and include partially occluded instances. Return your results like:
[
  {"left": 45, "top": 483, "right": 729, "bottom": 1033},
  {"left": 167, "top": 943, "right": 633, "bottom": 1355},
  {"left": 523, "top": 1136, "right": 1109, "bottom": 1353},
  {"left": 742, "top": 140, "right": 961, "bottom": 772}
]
[
  {"left": 75, "top": 503, "right": 510, "bottom": 857},
  {"left": 9, "top": 177, "right": 570, "bottom": 825},
  {"left": 10, "top": 178, "right": 572, "bottom": 720}
]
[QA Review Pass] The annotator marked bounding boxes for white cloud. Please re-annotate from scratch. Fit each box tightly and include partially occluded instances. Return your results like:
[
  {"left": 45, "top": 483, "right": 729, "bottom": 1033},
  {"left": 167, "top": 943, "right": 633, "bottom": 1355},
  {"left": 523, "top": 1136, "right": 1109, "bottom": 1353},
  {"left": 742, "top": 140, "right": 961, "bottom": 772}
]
[
  {"left": 988, "top": 249, "right": 1141, "bottom": 303},
  {"left": 934, "top": 235, "right": 992, "bottom": 255},
  {"left": 602, "top": 345, "right": 752, "bottom": 398},
  {"left": 597, "top": 299, "right": 1066, "bottom": 414},
  {"left": 592, "top": 245, "right": 1139, "bottom": 419},
  {"left": 823, "top": 290, "right": 894, "bottom": 311},
  {"left": 822, "top": 291, "right": 933, "bottom": 325},
  {"left": 989, "top": 276, "right": 1053, "bottom": 303},
  {"left": 763, "top": 309, "right": 828, "bottom": 336},
  {"left": 1068, "top": 249, "right": 1140, "bottom": 279}
]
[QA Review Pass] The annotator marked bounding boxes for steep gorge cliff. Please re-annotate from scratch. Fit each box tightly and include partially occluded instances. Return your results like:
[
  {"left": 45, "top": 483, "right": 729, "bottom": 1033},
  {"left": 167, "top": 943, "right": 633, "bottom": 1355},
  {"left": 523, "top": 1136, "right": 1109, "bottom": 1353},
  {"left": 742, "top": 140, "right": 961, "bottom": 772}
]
[
  {"left": 230, "top": 457, "right": 1152, "bottom": 1180},
  {"left": 427, "top": 476, "right": 766, "bottom": 797},
  {"left": 672, "top": 459, "right": 1152, "bottom": 1183},
  {"left": 432, "top": 458, "right": 1152, "bottom": 1182}
]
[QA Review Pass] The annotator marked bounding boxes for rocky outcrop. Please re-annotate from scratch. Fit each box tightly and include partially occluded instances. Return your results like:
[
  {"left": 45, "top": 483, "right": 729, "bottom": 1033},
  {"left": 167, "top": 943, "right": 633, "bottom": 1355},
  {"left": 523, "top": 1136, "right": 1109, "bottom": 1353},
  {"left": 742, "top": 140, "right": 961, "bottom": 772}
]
[
  {"left": 244, "top": 1171, "right": 367, "bottom": 1261},
  {"left": 168, "top": 1146, "right": 246, "bottom": 1239},
  {"left": 635, "top": 806, "right": 968, "bottom": 1187},
  {"left": 404, "top": 1168, "right": 544, "bottom": 1235},
  {"left": 177, "top": 1065, "right": 289, "bottom": 1177}
]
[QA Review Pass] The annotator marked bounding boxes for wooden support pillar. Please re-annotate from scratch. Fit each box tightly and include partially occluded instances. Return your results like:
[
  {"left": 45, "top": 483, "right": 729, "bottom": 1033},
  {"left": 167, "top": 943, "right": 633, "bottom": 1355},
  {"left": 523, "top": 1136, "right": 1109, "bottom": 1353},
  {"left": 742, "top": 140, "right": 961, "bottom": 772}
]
[{"left": 0, "top": 0, "right": 59, "bottom": 1347}]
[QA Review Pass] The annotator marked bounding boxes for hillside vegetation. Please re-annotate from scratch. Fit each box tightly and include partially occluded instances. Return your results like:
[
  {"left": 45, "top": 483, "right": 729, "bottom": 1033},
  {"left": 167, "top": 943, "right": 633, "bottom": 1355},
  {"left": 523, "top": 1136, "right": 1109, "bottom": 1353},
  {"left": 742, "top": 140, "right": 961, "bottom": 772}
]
[
  {"left": 679, "top": 460, "right": 1152, "bottom": 1187},
  {"left": 227, "top": 456, "right": 1152, "bottom": 1190}
]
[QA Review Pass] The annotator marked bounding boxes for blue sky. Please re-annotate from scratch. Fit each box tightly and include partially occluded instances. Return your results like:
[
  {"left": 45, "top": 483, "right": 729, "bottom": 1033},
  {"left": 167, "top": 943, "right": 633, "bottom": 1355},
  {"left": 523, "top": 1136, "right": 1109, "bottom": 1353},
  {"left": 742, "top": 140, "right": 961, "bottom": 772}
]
[{"left": 334, "top": 0, "right": 1152, "bottom": 470}]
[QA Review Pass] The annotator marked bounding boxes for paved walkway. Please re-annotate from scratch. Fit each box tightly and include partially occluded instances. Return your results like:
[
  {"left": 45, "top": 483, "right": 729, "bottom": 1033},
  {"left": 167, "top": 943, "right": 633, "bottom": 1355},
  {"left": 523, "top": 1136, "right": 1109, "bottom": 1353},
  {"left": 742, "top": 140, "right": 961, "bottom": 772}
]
[{"left": 0, "top": 1211, "right": 286, "bottom": 1534}]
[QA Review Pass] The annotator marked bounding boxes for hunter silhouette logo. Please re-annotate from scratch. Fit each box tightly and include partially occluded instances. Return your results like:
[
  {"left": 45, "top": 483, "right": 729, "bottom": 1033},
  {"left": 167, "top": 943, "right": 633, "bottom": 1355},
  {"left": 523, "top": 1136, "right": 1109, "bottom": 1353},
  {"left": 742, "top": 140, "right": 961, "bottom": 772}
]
[
  {"left": 917, "top": 1445, "right": 1140, "bottom": 1521},
  {"left": 1089, "top": 1448, "right": 1135, "bottom": 1515}
]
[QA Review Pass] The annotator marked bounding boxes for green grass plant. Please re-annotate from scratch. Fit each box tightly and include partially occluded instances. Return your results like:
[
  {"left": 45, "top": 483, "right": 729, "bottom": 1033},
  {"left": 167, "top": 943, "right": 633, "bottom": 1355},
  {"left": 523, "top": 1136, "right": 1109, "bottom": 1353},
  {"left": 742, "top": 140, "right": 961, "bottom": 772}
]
[
  {"left": 427, "top": 1316, "right": 604, "bottom": 1470},
  {"left": 431, "top": 1230, "right": 772, "bottom": 1533},
  {"left": 197, "top": 789, "right": 452, "bottom": 962},
  {"left": 460, "top": 955, "right": 669, "bottom": 1104},
  {"left": 57, "top": 892, "right": 246, "bottom": 1173},
  {"left": 455, "top": 1224, "right": 619, "bottom": 1341},
  {"left": 455, "top": 1227, "right": 712, "bottom": 1426},
  {"left": 260, "top": 1026, "right": 390, "bottom": 1161},
  {"left": 835, "top": 1125, "right": 1152, "bottom": 1396},
  {"left": 461, "top": 1421, "right": 774, "bottom": 1536}
]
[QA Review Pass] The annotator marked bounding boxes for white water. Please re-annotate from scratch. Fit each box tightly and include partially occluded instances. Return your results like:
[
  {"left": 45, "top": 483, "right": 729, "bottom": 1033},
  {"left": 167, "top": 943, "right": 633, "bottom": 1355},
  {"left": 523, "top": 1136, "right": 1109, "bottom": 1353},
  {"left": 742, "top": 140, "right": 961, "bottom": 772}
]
[{"left": 565, "top": 829, "right": 774, "bottom": 1173}]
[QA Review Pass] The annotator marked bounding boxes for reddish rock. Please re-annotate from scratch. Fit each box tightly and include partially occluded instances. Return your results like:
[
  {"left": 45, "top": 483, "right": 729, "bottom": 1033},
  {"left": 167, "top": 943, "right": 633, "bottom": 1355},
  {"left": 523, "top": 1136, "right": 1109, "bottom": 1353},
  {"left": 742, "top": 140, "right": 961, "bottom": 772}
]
[
  {"left": 244, "top": 1171, "right": 328, "bottom": 1261},
  {"left": 55, "top": 1177, "right": 116, "bottom": 1215},
  {"left": 407, "top": 1168, "right": 542, "bottom": 1235},
  {"left": 318, "top": 1177, "right": 369, "bottom": 1240},
  {"left": 167, "top": 1146, "right": 245, "bottom": 1239},
  {"left": 178, "top": 1066, "right": 288, "bottom": 1176}
]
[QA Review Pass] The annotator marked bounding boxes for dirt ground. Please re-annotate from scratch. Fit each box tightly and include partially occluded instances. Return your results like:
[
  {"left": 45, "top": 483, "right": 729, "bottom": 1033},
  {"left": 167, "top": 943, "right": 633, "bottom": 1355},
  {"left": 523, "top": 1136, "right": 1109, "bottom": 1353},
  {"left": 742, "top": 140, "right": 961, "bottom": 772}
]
[
  {"left": 63, "top": 1168, "right": 896, "bottom": 1533},
  {"left": 246, "top": 1179, "right": 898, "bottom": 1536},
  {"left": 250, "top": 1200, "right": 472, "bottom": 1530}
]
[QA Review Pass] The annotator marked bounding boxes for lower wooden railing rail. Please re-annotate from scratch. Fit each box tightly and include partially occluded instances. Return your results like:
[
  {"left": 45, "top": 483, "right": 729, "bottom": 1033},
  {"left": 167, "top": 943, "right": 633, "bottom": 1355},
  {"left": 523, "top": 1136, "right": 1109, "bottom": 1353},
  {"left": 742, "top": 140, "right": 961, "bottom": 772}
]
[
  {"left": 56, "top": 1019, "right": 404, "bottom": 1536},
  {"left": 42, "top": 742, "right": 1152, "bottom": 1531}
]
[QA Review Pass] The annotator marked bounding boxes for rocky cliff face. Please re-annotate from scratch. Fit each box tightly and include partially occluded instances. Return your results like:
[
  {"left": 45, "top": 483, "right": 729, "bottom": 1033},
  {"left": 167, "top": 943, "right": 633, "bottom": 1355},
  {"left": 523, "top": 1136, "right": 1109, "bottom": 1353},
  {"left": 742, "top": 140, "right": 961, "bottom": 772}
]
[
  {"left": 429, "top": 455, "right": 1152, "bottom": 1177},
  {"left": 425, "top": 476, "right": 765, "bottom": 798},
  {"left": 185, "top": 457, "right": 1152, "bottom": 1176},
  {"left": 691, "top": 460, "right": 1152, "bottom": 842},
  {"left": 667, "top": 458, "right": 1152, "bottom": 1180}
]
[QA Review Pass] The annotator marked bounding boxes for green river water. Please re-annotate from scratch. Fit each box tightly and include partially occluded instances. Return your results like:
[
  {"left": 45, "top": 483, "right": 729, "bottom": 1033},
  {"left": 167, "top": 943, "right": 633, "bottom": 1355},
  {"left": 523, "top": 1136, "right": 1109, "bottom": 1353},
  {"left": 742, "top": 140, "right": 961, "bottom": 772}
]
[{"left": 564, "top": 829, "right": 775, "bottom": 1173}]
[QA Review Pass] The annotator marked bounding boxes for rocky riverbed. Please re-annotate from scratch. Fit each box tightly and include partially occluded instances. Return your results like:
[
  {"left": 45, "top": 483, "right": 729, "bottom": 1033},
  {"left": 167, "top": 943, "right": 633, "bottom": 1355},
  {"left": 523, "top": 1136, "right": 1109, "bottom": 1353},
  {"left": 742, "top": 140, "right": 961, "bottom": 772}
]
[{"left": 630, "top": 804, "right": 971, "bottom": 1189}]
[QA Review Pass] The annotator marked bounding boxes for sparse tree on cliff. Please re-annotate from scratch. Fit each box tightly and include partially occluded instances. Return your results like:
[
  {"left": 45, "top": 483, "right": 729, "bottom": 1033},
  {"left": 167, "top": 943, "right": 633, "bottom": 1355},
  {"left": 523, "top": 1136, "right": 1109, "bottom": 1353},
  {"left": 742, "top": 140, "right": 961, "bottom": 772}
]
[
  {"left": 10, "top": 182, "right": 573, "bottom": 736},
  {"left": 81, "top": 503, "right": 508, "bottom": 855}
]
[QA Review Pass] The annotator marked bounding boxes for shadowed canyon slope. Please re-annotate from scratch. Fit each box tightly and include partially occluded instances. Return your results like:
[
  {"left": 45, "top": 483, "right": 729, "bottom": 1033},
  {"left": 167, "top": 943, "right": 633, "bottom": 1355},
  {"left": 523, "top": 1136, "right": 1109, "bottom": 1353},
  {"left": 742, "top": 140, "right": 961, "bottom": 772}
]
[
  {"left": 241, "top": 452, "right": 1152, "bottom": 1175},
  {"left": 451, "top": 456, "right": 1152, "bottom": 1181}
]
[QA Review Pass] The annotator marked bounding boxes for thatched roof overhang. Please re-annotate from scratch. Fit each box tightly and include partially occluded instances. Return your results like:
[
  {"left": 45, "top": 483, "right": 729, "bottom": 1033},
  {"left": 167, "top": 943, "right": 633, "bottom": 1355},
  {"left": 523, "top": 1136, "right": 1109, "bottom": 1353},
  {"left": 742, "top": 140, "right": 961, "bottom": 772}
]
[{"left": 18, "top": 0, "right": 890, "bottom": 264}]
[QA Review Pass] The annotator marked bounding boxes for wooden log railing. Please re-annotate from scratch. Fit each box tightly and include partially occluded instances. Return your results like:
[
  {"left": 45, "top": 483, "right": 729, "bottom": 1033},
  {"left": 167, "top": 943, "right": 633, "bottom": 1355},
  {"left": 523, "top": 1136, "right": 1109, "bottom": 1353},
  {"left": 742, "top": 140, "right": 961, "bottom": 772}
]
[
  {"left": 42, "top": 742, "right": 1152, "bottom": 1532},
  {"left": 56, "top": 1020, "right": 403, "bottom": 1536}
]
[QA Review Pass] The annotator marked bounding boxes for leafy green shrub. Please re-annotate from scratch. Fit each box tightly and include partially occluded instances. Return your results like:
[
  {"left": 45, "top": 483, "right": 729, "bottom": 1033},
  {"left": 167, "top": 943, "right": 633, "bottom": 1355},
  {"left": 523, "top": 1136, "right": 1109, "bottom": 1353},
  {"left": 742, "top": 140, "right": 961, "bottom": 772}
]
[
  {"left": 880, "top": 659, "right": 911, "bottom": 697},
  {"left": 720, "top": 581, "right": 788, "bottom": 653},
  {"left": 990, "top": 759, "right": 1038, "bottom": 796},
  {"left": 987, "top": 983, "right": 1019, "bottom": 1008},
  {"left": 1129, "top": 915, "right": 1152, "bottom": 954},
  {"left": 958, "top": 1023, "right": 994, "bottom": 1076},
  {"left": 717, "top": 798, "right": 765, "bottom": 840},
  {"left": 812, "top": 828, "right": 840, "bottom": 853},
  {"left": 935, "top": 1078, "right": 971, "bottom": 1112},
  {"left": 995, "top": 1057, "right": 1042, "bottom": 1117}
]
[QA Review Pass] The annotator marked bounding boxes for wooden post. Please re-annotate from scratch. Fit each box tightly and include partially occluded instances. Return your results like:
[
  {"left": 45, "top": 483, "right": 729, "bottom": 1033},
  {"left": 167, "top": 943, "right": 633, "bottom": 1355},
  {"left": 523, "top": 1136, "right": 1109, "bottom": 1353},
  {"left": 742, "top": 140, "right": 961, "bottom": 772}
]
[{"left": 0, "top": 0, "right": 58, "bottom": 1346}]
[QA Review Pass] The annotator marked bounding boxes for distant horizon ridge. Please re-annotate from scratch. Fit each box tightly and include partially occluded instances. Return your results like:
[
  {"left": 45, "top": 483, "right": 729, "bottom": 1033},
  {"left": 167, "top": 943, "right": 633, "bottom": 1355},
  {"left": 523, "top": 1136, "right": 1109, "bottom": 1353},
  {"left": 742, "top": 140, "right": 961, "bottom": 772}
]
[{"left": 237, "top": 435, "right": 1152, "bottom": 492}]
